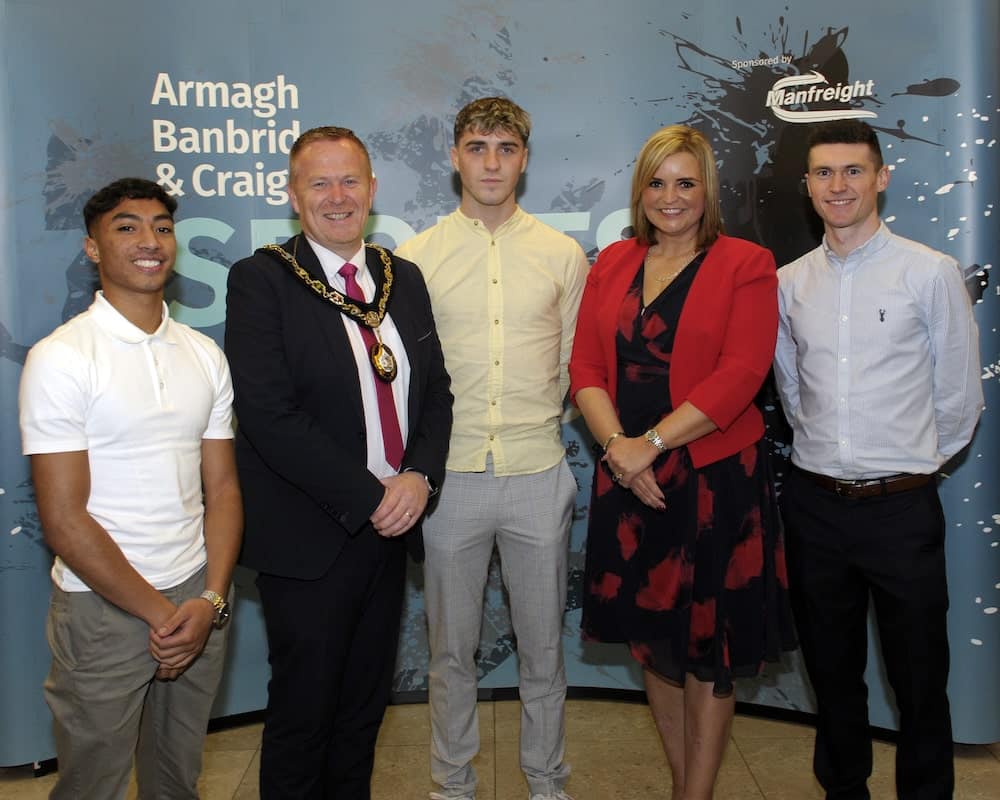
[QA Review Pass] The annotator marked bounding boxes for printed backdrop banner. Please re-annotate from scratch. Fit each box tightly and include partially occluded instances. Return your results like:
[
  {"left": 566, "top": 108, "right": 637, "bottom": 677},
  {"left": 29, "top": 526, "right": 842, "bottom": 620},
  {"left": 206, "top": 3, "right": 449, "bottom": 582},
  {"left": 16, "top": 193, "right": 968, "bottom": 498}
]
[{"left": 1, "top": 0, "right": 997, "bottom": 765}]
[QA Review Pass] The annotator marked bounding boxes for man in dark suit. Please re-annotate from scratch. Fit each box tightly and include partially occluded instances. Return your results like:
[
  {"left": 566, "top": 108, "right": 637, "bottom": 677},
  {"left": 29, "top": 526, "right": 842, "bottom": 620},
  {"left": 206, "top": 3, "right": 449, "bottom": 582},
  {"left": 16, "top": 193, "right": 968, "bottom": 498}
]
[{"left": 225, "top": 126, "right": 452, "bottom": 799}]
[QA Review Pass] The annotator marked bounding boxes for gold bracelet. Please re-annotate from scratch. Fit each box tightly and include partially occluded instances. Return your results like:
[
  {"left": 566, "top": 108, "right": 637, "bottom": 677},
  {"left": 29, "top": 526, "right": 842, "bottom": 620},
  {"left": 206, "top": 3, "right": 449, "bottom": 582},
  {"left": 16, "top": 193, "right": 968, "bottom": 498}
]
[{"left": 603, "top": 431, "right": 625, "bottom": 451}]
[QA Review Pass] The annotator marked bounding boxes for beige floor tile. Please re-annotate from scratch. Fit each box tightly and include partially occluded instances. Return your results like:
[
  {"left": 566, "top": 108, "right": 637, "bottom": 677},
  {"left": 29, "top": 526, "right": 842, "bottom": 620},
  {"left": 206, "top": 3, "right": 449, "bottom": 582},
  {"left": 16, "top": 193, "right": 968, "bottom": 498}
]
[
  {"left": 198, "top": 749, "right": 260, "bottom": 799},
  {"left": 495, "top": 737, "right": 762, "bottom": 800},
  {"left": 734, "top": 736, "right": 824, "bottom": 799},
  {"left": 735, "top": 737, "right": 898, "bottom": 800},
  {"left": 565, "top": 698, "right": 659, "bottom": 742},
  {"left": 392, "top": 699, "right": 493, "bottom": 745},
  {"left": 233, "top": 750, "right": 260, "bottom": 800},
  {"left": 204, "top": 721, "right": 264, "bottom": 751},
  {"left": 494, "top": 699, "right": 521, "bottom": 744},
  {"left": 954, "top": 744, "right": 1000, "bottom": 799},
  {"left": 494, "top": 739, "right": 529, "bottom": 800},
  {"left": 497, "top": 698, "right": 658, "bottom": 746},
  {"left": 372, "top": 744, "right": 433, "bottom": 799},
  {"left": 731, "top": 713, "right": 816, "bottom": 741},
  {"left": 559, "top": 738, "right": 674, "bottom": 800},
  {"left": 125, "top": 748, "right": 257, "bottom": 800},
  {"left": 861, "top": 741, "right": 896, "bottom": 799},
  {"left": 711, "top": 745, "right": 767, "bottom": 800},
  {"left": 0, "top": 765, "right": 58, "bottom": 800},
  {"left": 378, "top": 702, "right": 433, "bottom": 747},
  {"left": 397, "top": 743, "right": 495, "bottom": 800}
]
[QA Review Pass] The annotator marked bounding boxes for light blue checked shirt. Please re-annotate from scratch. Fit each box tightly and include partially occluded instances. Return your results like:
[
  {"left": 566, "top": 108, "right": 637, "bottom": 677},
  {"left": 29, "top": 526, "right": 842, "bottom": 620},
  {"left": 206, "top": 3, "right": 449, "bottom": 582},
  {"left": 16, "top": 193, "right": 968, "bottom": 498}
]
[{"left": 774, "top": 222, "right": 983, "bottom": 479}]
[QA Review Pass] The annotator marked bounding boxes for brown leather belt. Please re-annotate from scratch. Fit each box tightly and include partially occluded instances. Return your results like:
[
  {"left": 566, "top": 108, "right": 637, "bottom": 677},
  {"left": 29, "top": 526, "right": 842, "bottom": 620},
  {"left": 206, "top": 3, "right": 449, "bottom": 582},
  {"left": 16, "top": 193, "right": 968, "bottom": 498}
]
[{"left": 796, "top": 468, "right": 933, "bottom": 498}]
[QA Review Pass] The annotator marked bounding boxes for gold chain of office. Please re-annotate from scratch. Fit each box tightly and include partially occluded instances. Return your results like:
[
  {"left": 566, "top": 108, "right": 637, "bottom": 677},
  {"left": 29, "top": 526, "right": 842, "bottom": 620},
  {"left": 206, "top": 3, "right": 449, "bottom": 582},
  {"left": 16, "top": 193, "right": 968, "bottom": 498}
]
[{"left": 263, "top": 238, "right": 394, "bottom": 329}]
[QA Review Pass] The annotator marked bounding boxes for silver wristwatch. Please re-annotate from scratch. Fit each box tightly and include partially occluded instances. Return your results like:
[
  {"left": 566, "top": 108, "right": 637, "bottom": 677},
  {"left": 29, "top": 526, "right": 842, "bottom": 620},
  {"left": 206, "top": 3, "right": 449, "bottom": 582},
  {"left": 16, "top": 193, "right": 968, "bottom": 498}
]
[{"left": 644, "top": 428, "right": 667, "bottom": 452}]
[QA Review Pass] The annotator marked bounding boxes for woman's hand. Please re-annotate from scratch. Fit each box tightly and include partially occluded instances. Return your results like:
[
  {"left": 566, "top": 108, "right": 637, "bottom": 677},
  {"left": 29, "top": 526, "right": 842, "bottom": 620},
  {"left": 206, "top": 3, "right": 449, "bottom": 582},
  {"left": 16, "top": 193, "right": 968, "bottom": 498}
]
[
  {"left": 627, "top": 465, "right": 666, "bottom": 510},
  {"left": 603, "top": 436, "right": 665, "bottom": 509},
  {"left": 603, "top": 434, "right": 656, "bottom": 480}
]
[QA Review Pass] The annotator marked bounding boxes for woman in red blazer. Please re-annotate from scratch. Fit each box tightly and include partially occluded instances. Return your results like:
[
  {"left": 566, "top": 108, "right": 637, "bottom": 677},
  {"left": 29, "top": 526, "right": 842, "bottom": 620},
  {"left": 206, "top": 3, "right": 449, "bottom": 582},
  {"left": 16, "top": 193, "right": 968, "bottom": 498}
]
[{"left": 569, "top": 125, "right": 795, "bottom": 799}]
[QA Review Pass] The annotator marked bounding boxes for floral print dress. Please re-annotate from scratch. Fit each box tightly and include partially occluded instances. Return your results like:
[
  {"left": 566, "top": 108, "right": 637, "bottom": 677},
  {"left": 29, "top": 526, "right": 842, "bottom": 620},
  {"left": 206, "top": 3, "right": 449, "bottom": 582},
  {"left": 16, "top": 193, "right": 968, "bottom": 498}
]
[{"left": 581, "top": 253, "right": 795, "bottom": 696}]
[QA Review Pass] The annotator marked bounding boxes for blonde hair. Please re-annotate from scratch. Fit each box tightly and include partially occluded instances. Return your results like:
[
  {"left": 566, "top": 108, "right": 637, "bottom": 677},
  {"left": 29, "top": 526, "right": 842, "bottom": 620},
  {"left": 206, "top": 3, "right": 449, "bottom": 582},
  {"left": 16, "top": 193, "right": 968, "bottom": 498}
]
[
  {"left": 454, "top": 97, "right": 530, "bottom": 145},
  {"left": 630, "top": 125, "right": 723, "bottom": 248}
]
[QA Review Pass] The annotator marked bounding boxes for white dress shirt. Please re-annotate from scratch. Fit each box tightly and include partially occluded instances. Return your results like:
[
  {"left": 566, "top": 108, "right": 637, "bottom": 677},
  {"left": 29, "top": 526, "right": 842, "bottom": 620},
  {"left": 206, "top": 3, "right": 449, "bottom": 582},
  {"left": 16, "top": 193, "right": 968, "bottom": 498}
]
[
  {"left": 307, "top": 237, "right": 411, "bottom": 480},
  {"left": 773, "top": 222, "right": 983, "bottom": 479}
]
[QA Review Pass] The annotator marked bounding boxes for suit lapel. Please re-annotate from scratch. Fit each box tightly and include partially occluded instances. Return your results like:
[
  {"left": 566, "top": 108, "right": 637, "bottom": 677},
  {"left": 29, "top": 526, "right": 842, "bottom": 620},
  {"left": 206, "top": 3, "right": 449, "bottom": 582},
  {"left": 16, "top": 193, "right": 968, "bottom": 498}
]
[
  {"left": 369, "top": 247, "right": 422, "bottom": 426},
  {"left": 287, "top": 235, "right": 367, "bottom": 422}
]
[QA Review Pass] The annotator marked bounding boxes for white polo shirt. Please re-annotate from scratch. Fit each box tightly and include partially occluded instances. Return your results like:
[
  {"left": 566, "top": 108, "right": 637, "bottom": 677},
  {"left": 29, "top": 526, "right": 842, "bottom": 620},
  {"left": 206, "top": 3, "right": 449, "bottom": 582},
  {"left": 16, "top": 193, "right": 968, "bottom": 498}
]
[{"left": 19, "top": 292, "right": 235, "bottom": 591}]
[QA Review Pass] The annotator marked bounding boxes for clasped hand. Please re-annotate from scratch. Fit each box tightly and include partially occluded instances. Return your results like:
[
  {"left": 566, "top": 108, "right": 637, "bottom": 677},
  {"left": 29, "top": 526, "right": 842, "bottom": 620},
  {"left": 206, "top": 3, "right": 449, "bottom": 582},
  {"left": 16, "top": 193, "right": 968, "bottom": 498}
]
[
  {"left": 603, "top": 436, "right": 666, "bottom": 511},
  {"left": 149, "top": 597, "right": 215, "bottom": 680},
  {"left": 370, "top": 471, "right": 429, "bottom": 537}
]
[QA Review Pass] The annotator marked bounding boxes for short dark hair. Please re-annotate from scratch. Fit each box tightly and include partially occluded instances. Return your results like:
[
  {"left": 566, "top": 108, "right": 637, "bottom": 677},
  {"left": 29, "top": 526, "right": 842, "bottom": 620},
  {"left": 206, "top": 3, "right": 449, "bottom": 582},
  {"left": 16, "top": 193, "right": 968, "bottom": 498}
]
[
  {"left": 289, "top": 126, "right": 373, "bottom": 180},
  {"left": 807, "top": 119, "right": 883, "bottom": 169},
  {"left": 83, "top": 178, "right": 177, "bottom": 234},
  {"left": 453, "top": 97, "right": 531, "bottom": 146}
]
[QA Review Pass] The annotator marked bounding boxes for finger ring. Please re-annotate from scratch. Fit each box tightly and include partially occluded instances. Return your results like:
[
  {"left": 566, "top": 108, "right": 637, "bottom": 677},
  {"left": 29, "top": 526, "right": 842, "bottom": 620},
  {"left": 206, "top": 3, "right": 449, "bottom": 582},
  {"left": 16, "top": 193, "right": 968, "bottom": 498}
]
[{"left": 614, "top": 472, "right": 623, "bottom": 482}]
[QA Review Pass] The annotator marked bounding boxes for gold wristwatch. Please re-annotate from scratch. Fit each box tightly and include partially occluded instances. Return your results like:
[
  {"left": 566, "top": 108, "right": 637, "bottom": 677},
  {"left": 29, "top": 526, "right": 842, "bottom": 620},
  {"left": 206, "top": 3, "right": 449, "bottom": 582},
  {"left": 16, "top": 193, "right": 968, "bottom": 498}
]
[{"left": 199, "top": 590, "right": 231, "bottom": 629}]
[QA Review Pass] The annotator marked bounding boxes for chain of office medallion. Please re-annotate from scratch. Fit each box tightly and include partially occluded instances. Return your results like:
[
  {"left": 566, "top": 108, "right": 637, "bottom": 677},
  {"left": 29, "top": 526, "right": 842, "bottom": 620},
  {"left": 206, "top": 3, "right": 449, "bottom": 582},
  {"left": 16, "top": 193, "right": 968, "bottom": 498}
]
[{"left": 263, "top": 240, "right": 394, "bottom": 328}]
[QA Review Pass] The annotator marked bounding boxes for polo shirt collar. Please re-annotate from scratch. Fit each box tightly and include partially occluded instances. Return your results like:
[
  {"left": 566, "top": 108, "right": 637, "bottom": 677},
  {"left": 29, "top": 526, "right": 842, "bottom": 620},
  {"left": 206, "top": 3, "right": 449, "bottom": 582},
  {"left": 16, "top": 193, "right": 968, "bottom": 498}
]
[{"left": 91, "top": 291, "right": 175, "bottom": 344}]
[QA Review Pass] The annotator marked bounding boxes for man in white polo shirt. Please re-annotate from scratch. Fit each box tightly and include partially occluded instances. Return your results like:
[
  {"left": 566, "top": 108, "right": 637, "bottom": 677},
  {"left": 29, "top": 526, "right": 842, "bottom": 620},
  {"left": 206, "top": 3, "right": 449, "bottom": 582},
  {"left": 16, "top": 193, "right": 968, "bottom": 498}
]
[{"left": 18, "top": 178, "right": 242, "bottom": 799}]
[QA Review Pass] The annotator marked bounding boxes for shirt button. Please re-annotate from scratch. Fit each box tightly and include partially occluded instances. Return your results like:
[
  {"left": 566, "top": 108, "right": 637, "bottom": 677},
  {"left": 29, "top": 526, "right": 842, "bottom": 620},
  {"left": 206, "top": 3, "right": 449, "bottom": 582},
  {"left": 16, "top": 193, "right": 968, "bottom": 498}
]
[
  {"left": 159, "top": 381, "right": 165, "bottom": 388},
  {"left": 494, "top": 319, "right": 500, "bottom": 325},
  {"left": 494, "top": 360, "right": 500, "bottom": 366},
  {"left": 840, "top": 356, "right": 848, "bottom": 363},
  {"left": 492, "top": 278, "right": 498, "bottom": 284},
  {"left": 840, "top": 315, "right": 848, "bottom": 322},
  {"left": 491, "top": 400, "right": 497, "bottom": 406},
  {"left": 489, "top": 434, "right": 495, "bottom": 441}
]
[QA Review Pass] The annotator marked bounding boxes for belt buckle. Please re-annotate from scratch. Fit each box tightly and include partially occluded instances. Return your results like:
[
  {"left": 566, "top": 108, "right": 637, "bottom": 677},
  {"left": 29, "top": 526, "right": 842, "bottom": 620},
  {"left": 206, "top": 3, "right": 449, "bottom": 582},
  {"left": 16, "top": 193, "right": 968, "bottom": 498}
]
[{"left": 835, "top": 479, "right": 861, "bottom": 497}]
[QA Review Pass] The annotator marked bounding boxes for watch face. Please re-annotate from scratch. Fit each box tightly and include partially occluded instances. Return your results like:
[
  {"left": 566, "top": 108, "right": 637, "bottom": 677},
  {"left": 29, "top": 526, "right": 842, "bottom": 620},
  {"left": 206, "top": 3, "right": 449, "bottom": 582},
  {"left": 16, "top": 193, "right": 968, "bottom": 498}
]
[{"left": 215, "top": 602, "right": 232, "bottom": 629}]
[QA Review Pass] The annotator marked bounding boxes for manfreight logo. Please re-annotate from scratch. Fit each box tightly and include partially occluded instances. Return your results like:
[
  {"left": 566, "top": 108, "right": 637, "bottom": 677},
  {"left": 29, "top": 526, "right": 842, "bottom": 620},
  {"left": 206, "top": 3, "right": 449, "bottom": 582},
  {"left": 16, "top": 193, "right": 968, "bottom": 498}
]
[{"left": 766, "top": 70, "right": 878, "bottom": 123}]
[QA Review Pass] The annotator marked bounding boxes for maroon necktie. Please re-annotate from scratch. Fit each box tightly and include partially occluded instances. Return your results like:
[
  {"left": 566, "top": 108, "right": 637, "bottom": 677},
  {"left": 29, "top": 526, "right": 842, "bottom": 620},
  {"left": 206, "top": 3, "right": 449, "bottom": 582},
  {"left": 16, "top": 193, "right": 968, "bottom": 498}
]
[{"left": 338, "top": 262, "right": 404, "bottom": 470}]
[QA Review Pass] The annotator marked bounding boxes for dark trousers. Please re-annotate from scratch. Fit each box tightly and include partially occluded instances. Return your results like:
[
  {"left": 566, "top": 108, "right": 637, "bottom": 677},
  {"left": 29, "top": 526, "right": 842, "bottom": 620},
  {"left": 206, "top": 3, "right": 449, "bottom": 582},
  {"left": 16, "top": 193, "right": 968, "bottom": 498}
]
[
  {"left": 781, "top": 470, "right": 954, "bottom": 800},
  {"left": 256, "top": 528, "right": 407, "bottom": 800}
]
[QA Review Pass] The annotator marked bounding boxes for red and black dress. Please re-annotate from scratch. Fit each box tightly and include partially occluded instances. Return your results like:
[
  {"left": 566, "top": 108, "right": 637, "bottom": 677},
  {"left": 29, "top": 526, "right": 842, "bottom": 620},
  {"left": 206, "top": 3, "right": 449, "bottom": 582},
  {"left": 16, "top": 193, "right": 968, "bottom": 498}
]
[{"left": 581, "top": 253, "right": 795, "bottom": 696}]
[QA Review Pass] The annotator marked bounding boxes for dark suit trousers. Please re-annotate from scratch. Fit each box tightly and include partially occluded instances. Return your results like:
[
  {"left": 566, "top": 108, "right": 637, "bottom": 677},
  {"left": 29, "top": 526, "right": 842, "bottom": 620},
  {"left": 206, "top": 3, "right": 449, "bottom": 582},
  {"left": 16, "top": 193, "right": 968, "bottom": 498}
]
[
  {"left": 781, "top": 470, "right": 954, "bottom": 800},
  {"left": 256, "top": 528, "right": 407, "bottom": 800}
]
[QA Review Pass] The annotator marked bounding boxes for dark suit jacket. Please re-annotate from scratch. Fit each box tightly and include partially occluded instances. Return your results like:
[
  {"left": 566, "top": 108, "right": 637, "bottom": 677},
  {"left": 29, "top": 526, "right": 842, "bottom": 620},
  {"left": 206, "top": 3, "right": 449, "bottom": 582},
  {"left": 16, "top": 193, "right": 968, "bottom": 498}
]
[{"left": 225, "top": 235, "right": 452, "bottom": 579}]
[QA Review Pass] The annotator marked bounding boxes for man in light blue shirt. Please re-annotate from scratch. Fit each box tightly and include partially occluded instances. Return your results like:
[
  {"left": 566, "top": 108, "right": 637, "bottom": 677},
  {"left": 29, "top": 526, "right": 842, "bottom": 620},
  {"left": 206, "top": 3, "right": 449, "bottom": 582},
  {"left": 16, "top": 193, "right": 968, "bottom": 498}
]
[{"left": 773, "top": 119, "right": 982, "bottom": 800}]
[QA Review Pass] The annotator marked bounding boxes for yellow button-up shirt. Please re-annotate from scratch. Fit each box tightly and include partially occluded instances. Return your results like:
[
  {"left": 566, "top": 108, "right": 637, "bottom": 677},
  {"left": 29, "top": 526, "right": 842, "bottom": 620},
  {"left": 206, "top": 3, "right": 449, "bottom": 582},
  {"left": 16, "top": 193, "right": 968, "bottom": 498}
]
[{"left": 396, "top": 207, "right": 588, "bottom": 475}]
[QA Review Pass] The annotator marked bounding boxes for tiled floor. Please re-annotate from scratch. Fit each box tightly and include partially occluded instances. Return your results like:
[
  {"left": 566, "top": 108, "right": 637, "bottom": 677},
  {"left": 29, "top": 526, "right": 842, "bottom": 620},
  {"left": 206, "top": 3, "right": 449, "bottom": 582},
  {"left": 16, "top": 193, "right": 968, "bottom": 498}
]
[{"left": 2, "top": 700, "right": 999, "bottom": 799}]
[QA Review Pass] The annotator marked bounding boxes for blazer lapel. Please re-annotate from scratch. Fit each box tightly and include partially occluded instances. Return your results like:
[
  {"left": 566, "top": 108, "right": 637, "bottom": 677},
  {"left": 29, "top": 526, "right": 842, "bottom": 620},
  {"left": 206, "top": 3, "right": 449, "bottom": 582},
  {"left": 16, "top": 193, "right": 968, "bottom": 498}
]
[{"left": 287, "top": 235, "right": 367, "bottom": 421}]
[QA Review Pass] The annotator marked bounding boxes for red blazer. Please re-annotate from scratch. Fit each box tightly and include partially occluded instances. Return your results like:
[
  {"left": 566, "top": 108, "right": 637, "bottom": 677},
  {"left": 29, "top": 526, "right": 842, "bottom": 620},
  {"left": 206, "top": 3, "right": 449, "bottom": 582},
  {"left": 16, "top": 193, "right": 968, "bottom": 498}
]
[{"left": 568, "top": 235, "right": 777, "bottom": 468}]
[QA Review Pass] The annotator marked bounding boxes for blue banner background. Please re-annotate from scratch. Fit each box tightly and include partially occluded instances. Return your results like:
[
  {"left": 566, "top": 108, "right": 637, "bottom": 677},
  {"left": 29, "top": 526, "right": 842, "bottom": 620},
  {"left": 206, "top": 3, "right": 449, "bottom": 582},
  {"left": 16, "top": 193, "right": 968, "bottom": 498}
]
[{"left": 1, "top": 0, "right": 997, "bottom": 765}]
